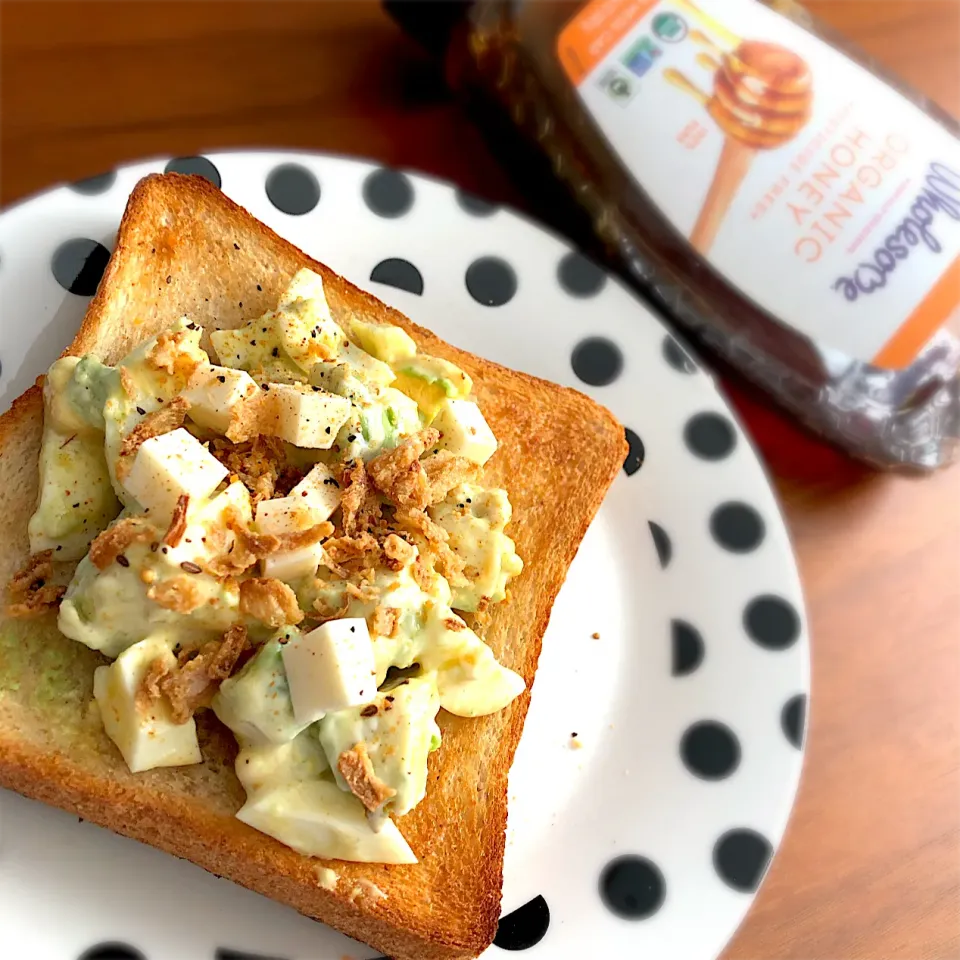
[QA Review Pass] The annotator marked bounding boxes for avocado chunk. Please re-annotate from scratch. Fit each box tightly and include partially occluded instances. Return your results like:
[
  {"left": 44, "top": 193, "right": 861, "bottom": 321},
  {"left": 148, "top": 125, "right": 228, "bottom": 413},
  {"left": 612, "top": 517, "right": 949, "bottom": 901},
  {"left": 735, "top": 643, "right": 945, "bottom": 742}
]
[
  {"left": 348, "top": 317, "right": 417, "bottom": 365},
  {"left": 236, "top": 779, "right": 417, "bottom": 863},
  {"left": 213, "top": 634, "right": 310, "bottom": 745},
  {"left": 211, "top": 269, "right": 343, "bottom": 380},
  {"left": 234, "top": 727, "right": 330, "bottom": 798},
  {"left": 393, "top": 355, "right": 472, "bottom": 420},
  {"left": 28, "top": 356, "right": 121, "bottom": 559},
  {"left": 427, "top": 484, "right": 523, "bottom": 611},
  {"left": 318, "top": 673, "right": 441, "bottom": 817}
]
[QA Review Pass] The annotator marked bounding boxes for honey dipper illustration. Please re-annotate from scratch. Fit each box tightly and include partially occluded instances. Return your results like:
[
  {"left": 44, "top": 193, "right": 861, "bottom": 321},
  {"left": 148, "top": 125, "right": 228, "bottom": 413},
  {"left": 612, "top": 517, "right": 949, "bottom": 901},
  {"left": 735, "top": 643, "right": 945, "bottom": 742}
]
[{"left": 665, "top": 15, "right": 813, "bottom": 255}]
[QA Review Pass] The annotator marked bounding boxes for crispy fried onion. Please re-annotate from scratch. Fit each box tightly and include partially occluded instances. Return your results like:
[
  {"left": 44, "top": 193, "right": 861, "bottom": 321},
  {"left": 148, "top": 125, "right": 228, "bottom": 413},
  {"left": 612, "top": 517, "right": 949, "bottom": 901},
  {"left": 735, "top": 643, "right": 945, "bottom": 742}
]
[
  {"left": 116, "top": 396, "right": 190, "bottom": 481},
  {"left": 394, "top": 506, "right": 465, "bottom": 585},
  {"left": 89, "top": 516, "right": 157, "bottom": 570},
  {"left": 366, "top": 429, "right": 438, "bottom": 510},
  {"left": 6, "top": 550, "right": 66, "bottom": 618},
  {"left": 381, "top": 533, "right": 415, "bottom": 571},
  {"left": 209, "top": 435, "right": 287, "bottom": 504},
  {"left": 119, "top": 367, "right": 137, "bottom": 399},
  {"left": 162, "top": 494, "right": 190, "bottom": 547},
  {"left": 239, "top": 577, "right": 304, "bottom": 627},
  {"left": 147, "top": 576, "right": 206, "bottom": 614},
  {"left": 370, "top": 604, "right": 401, "bottom": 639},
  {"left": 137, "top": 624, "right": 249, "bottom": 724},
  {"left": 338, "top": 459, "right": 381, "bottom": 537},
  {"left": 337, "top": 742, "right": 396, "bottom": 813},
  {"left": 224, "top": 390, "right": 282, "bottom": 444},
  {"left": 147, "top": 329, "right": 202, "bottom": 380},
  {"left": 322, "top": 532, "right": 380, "bottom": 576},
  {"left": 365, "top": 430, "right": 477, "bottom": 512},
  {"left": 311, "top": 590, "right": 350, "bottom": 625},
  {"left": 203, "top": 508, "right": 332, "bottom": 579},
  {"left": 422, "top": 450, "right": 479, "bottom": 503}
]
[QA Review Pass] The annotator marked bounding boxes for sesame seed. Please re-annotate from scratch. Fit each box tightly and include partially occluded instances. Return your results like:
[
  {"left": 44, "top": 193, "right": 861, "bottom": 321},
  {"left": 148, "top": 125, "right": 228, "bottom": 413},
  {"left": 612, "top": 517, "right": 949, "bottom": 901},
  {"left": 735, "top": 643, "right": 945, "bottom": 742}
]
[
  {"left": 116, "top": 555, "right": 130, "bottom": 567},
  {"left": 136, "top": 406, "right": 146, "bottom": 415},
  {"left": 180, "top": 561, "right": 202, "bottom": 574},
  {"left": 217, "top": 375, "right": 226, "bottom": 383}
]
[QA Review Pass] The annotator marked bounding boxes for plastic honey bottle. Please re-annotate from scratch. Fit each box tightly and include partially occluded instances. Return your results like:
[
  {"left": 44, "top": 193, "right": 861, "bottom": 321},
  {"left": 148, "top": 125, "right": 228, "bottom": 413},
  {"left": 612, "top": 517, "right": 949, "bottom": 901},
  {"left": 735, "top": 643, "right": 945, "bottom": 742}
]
[{"left": 387, "top": 0, "right": 960, "bottom": 469}]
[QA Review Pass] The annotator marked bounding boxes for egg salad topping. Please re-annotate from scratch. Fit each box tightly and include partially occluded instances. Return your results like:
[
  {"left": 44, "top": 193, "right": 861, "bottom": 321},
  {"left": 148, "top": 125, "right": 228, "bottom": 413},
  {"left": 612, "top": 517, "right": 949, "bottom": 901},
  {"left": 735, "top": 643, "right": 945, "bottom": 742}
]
[{"left": 9, "top": 269, "right": 524, "bottom": 865}]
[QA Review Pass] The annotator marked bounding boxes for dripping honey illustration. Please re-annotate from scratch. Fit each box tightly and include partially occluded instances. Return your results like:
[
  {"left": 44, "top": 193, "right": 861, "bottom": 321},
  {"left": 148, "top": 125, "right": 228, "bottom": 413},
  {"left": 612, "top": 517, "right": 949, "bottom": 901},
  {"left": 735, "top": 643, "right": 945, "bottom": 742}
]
[{"left": 667, "top": 2, "right": 814, "bottom": 254}]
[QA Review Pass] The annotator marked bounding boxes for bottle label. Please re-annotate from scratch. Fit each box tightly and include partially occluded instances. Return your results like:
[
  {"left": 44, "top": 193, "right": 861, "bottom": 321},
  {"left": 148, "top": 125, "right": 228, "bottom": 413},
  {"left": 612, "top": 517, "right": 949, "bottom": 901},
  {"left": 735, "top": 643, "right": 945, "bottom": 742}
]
[{"left": 558, "top": 0, "right": 960, "bottom": 368}]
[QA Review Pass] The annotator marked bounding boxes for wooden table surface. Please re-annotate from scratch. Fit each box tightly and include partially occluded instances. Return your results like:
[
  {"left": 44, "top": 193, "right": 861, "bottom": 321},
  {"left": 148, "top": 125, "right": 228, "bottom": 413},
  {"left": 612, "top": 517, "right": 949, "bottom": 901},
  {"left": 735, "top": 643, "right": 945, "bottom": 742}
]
[{"left": 2, "top": 2, "right": 959, "bottom": 958}]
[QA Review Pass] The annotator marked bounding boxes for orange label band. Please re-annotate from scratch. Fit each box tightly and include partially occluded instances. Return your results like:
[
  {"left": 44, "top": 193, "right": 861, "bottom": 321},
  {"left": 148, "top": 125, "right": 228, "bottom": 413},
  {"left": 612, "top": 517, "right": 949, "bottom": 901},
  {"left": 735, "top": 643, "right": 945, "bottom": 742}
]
[
  {"left": 559, "top": 0, "right": 660, "bottom": 84},
  {"left": 872, "top": 255, "right": 960, "bottom": 369}
]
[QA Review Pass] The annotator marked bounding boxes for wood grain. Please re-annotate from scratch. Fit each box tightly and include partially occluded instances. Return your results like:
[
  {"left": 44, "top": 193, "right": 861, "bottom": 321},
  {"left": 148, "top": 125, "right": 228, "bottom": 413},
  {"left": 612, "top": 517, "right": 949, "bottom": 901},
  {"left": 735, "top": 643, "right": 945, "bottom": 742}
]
[{"left": 1, "top": 2, "right": 959, "bottom": 959}]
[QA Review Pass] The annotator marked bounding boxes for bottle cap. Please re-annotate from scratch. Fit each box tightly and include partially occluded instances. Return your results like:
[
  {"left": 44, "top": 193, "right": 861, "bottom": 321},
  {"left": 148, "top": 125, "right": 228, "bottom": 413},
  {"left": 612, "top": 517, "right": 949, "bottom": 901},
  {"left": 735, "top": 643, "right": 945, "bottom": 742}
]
[{"left": 383, "top": 0, "right": 472, "bottom": 57}]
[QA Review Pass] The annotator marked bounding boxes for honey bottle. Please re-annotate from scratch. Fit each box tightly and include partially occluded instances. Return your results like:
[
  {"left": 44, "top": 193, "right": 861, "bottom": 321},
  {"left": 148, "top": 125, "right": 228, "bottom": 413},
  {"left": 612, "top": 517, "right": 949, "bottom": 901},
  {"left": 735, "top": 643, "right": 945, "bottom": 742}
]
[{"left": 387, "top": 0, "right": 960, "bottom": 470}]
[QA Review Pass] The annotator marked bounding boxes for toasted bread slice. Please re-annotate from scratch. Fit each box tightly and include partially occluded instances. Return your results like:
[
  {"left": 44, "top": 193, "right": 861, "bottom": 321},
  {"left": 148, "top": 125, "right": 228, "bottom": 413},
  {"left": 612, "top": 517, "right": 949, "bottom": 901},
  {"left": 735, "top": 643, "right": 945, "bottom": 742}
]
[{"left": 0, "top": 173, "right": 626, "bottom": 959}]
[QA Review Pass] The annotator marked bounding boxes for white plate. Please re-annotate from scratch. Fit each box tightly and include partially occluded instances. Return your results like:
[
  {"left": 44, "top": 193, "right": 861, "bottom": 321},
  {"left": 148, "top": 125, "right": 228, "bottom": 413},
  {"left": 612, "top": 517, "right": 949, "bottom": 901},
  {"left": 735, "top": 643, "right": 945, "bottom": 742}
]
[{"left": 0, "top": 152, "right": 809, "bottom": 960}]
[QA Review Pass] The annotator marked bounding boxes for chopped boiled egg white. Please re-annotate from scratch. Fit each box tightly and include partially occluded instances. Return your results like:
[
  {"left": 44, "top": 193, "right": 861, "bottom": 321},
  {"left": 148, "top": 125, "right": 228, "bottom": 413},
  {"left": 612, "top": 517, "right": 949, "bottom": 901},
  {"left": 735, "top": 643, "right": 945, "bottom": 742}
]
[
  {"left": 262, "top": 383, "right": 351, "bottom": 448},
  {"left": 255, "top": 497, "right": 328, "bottom": 578},
  {"left": 123, "top": 428, "right": 228, "bottom": 519},
  {"left": 276, "top": 269, "right": 344, "bottom": 371},
  {"left": 431, "top": 399, "right": 498, "bottom": 465},
  {"left": 161, "top": 479, "right": 251, "bottom": 568},
  {"left": 255, "top": 495, "right": 317, "bottom": 536},
  {"left": 255, "top": 466, "right": 338, "bottom": 579},
  {"left": 282, "top": 618, "right": 377, "bottom": 724},
  {"left": 236, "top": 779, "right": 417, "bottom": 863},
  {"left": 183, "top": 364, "right": 258, "bottom": 433},
  {"left": 93, "top": 635, "right": 202, "bottom": 773},
  {"left": 262, "top": 540, "right": 326, "bottom": 581},
  {"left": 290, "top": 463, "right": 341, "bottom": 522},
  {"left": 255, "top": 463, "right": 340, "bottom": 538}
]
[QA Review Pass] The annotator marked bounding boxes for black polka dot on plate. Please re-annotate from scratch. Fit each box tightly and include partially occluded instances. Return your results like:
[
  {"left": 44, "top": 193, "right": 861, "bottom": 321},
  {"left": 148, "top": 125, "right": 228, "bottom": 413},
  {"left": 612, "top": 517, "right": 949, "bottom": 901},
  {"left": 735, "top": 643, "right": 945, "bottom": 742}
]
[
  {"left": 710, "top": 502, "right": 765, "bottom": 553},
  {"left": 571, "top": 336, "right": 623, "bottom": 386},
  {"left": 781, "top": 693, "right": 807, "bottom": 749},
  {"left": 662, "top": 334, "right": 697, "bottom": 373},
  {"left": 370, "top": 257, "right": 424, "bottom": 295},
  {"left": 78, "top": 944, "right": 146, "bottom": 960},
  {"left": 648, "top": 521, "right": 672, "bottom": 569},
  {"left": 164, "top": 155, "right": 221, "bottom": 188},
  {"left": 557, "top": 250, "right": 606, "bottom": 298},
  {"left": 671, "top": 619, "right": 704, "bottom": 676},
  {"left": 494, "top": 895, "right": 550, "bottom": 950},
  {"left": 681, "top": 720, "right": 741, "bottom": 780},
  {"left": 455, "top": 188, "right": 496, "bottom": 216},
  {"left": 363, "top": 168, "right": 414, "bottom": 218},
  {"left": 684, "top": 411, "right": 737, "bottom": 461},
  {"left": 599, "top": 855, "right": 666, "bottom": 920},
  {"left": 744, "top": 595, "right": 801, "bottom": 651},
  {"left": 52, "top": 238, "right": 110, "bottom": 296},
  {"left": 70, "top": 171, "right": 117, "bottom": 195},
  {"left": 465, "top": 256, "right": 517, "bottom": 307},
  {"left": 265, "top": 163, "right": 320, "bottom": 215},
  {"left": 623, "top": 427, "right": 644, "bottom": 476},
  {"left": 713, "top": 828, "right": 773, "bottom": 893}
]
